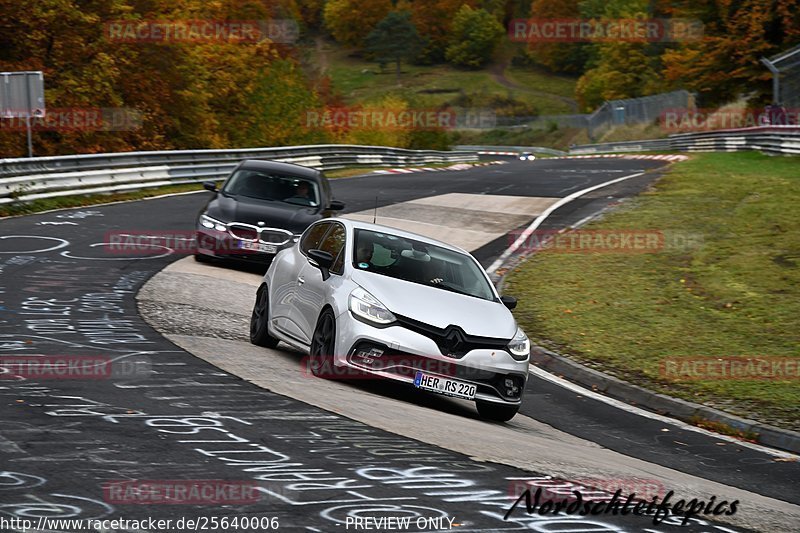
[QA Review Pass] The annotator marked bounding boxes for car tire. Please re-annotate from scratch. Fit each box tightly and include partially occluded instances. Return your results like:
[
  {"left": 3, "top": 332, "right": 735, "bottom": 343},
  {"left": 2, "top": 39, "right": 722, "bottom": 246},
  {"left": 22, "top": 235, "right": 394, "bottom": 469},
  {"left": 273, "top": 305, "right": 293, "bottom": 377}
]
[
  {"left": 250, "top": 285, "right": 279, "bottom": 348},
  {"left": 476, "top": 400, "right": 519, "bottom": 422},
  {"left": 309, "top": 308, "right": 336, "bottom": 378}
]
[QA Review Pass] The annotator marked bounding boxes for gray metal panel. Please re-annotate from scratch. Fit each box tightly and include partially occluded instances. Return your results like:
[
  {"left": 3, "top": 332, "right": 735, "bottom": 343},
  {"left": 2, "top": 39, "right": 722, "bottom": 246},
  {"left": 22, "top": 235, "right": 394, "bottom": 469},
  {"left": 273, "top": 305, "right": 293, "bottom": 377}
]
[{"left": 0, "top": 71, "right": 45, "bottom": 118}]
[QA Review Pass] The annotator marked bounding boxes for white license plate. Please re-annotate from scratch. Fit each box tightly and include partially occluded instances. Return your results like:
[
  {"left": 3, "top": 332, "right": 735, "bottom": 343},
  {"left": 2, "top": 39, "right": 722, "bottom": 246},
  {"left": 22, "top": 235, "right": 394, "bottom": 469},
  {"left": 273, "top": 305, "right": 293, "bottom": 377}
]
[
  {"left": 414, "top": 371, "right": 476, "bottom": 400},
  {"left": 239, "top": 241, "right": 277, "bottom": 254}
]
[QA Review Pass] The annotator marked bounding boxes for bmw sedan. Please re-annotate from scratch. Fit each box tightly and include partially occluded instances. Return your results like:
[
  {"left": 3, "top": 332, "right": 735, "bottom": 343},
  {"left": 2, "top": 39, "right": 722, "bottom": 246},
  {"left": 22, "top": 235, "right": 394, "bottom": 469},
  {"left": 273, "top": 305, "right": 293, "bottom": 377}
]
[
  {"left": 249, "top": 218, "right": 530, "bottom": 422},
  {"left": 196, "top": 159, "right": 344, "bottom": 265}
]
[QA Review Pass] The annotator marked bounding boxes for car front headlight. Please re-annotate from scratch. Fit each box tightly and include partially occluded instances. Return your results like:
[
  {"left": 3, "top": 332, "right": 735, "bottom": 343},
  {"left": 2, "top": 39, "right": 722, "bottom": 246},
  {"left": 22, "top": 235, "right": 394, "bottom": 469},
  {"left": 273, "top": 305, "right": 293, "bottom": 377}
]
[
  {"left": 349, "top": 287, "right": 396, "bottom": 325},
  {"left": 200, "top": 214, "right": 227, "bottom": 232},
  {"left": 507, "top": 327, "right": 530, "bottom": 360}
]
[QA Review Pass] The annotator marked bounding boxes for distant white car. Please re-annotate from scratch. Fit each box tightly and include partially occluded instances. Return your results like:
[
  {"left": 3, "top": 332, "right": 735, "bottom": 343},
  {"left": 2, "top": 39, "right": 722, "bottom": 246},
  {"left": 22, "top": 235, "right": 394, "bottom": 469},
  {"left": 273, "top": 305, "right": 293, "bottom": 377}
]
[
  {"left": 518, "top": 152, "right": 536, "bottom": 161},
  {"left": 250, "top": 218, "right": 530, "bottom": 422}
]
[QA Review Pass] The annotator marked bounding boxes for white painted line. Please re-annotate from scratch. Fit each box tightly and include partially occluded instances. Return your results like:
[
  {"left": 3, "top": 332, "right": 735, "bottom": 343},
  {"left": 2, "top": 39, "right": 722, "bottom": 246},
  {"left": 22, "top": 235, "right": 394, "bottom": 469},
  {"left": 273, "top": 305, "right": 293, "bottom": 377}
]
[
  {"left": 487, "top": 171, "right": 646, "bottom": 273},
  {"left": 529, "top": 364, "right": 799, "bottom": 459}
]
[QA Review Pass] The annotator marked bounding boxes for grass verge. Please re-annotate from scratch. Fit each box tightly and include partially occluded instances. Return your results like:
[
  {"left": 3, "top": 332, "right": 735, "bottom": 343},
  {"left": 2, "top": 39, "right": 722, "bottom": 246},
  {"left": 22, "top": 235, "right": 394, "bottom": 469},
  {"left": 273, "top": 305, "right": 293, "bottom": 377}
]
[
  {"left": 504, "top": 152, "right": 800, "bottom": 431},
  {"left": 0, "top": 182, "right": 216, "bottom": 218}
]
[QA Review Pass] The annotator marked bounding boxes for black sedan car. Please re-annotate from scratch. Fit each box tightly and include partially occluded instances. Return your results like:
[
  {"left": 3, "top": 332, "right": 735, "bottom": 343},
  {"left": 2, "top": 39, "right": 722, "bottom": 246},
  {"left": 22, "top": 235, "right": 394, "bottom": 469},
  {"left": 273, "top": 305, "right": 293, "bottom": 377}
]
[{"left": 196, "top": 159, "right": 345, "bottom": 264}]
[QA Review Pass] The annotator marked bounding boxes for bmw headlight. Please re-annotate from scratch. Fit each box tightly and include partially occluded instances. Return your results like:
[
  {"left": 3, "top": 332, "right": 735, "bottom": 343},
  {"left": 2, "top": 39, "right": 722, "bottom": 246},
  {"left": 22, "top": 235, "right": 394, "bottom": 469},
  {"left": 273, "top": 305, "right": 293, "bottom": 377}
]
[
  {"left": 200, "top": 214, "right": 227, "bottom": 232},
  {"left": 349, "top": 287, "right": 396, "bottom": 325},
  {"left": 507, "top": 327, "right": 530, "bottom": 360}
]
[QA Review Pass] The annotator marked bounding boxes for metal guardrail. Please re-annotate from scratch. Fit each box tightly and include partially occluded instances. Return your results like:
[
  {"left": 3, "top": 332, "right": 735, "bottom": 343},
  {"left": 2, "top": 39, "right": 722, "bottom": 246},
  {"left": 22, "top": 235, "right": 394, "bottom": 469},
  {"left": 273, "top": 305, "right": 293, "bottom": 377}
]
[
  {"left": 0, "top": 145, "right": 479, "bottom": 206},
  {"left": 568, "top": 138, "right": 671, "bottom": 154},
  {"left": 454, "top": 145, "right": 566, "bottom": 156},
  {"left": 569, "top": 126, "right": 800, "bottom": 156}
]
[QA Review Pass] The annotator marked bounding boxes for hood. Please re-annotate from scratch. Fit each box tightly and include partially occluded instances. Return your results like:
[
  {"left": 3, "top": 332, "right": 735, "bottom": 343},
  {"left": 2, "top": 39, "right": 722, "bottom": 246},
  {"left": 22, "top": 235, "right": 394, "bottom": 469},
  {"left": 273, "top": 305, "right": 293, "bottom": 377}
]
[
  {"left": 203, "top": 194, "right": 322, "bottom": 234},
  {"left": 351, "top": 270, "right": 516, "bottom": 339}
]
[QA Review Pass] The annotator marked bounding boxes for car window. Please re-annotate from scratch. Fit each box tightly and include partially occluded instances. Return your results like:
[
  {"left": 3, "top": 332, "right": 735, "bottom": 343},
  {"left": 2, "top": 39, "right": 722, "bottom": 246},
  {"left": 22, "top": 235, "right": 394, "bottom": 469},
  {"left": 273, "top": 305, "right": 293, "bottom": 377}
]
[
  {"left": 300, "top": 222, "right": 331, "bottom": 255},
  {"left": 222, "top": 170, "right": 319, "bottom": 207},
  {"left": 318, "top": 224, "right": 346, "bottom": 275},
  {"left": 352, "top": 229, "right": 496, "bottom": 301}
]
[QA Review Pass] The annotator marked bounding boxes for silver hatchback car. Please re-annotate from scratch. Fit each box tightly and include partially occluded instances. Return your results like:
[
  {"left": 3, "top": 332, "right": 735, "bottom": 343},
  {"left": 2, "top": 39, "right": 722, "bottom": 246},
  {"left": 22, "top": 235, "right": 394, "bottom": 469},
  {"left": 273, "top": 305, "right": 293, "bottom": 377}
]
[{"left": 250, "top": 218, "right": 530, "bottom": 421}]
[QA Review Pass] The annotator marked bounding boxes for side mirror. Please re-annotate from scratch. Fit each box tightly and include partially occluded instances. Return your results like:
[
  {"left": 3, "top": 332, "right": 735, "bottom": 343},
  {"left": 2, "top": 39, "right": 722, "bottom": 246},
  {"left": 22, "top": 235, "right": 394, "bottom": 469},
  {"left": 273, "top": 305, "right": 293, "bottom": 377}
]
[
  {"left": 329, "top": 200, "right": 345, "bottom": 211},
  {"left": 308, "top": 249, "right": 334, "bottom": 281},
  {"left": 203, "top": 181, "right": 217, "bottom": 192},
  {"left": 500, "top": 295, "right": 517, "bottom": 310}
]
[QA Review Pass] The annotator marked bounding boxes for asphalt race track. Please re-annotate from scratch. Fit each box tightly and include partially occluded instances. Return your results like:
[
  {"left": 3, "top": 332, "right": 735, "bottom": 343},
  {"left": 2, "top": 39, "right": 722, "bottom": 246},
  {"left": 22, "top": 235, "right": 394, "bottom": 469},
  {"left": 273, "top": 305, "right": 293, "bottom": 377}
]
[{"left": 0, "top": 157, "right": 797, "bottom": 532}]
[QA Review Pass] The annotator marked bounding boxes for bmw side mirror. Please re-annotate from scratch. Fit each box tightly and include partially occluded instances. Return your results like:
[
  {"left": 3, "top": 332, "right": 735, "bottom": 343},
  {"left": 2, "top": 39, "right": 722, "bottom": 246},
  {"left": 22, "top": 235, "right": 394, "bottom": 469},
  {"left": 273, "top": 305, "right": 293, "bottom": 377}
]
[
  {"left": 203, "top": 181, "right": 217, "bottom": 192},
  {"left": 329, "top": 200, "right": 345, "bottom": 211},
  {"left": 500, "top": 295, "right": 517, "bottom": 310},
  {"left": 308, "top": 249, "right": 334, "bottom": 281}
]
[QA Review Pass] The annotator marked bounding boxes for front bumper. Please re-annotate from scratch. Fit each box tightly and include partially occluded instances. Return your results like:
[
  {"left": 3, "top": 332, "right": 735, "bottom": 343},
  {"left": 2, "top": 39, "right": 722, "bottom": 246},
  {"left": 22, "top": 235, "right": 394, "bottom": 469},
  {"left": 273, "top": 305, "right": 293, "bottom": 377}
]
[
  {"left": 334, "top": 310, "right": 529, "bottom": 405},
  {"left": 195, "top": 228, "right": 294, "bottom": 263}
]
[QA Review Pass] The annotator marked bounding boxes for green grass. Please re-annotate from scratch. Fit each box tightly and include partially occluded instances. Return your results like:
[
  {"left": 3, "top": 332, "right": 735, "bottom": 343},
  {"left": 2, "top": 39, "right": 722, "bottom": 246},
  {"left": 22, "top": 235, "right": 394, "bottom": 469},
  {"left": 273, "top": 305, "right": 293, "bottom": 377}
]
[
  {"left": 319, "top": 45, "right": 577, "bottom": 115},
  {"left": 504, "top": 152, "right": 800, "bottom": 430}
]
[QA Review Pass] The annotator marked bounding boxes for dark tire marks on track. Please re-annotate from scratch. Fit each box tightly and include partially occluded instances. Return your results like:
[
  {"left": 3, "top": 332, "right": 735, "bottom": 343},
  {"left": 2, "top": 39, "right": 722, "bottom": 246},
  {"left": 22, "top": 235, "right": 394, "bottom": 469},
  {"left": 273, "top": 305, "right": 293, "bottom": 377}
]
[{"left": 0, "top": 158, "right": 788, "bottom": 532}]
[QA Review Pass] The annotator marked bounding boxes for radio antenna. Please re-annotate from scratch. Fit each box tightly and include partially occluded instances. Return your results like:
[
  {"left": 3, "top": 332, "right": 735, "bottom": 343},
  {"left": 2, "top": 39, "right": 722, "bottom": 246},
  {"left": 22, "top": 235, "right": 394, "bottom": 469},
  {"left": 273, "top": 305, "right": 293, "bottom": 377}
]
[{"left": 372, "top": 195, "right": 378, "bottom": 224}]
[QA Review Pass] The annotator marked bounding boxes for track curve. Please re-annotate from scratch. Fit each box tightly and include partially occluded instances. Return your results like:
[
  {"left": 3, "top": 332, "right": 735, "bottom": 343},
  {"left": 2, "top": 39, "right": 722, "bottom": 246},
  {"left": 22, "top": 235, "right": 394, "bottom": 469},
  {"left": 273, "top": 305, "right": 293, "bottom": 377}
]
[{"left": 0, "top": 158, "right": 796, "bottom": 532}]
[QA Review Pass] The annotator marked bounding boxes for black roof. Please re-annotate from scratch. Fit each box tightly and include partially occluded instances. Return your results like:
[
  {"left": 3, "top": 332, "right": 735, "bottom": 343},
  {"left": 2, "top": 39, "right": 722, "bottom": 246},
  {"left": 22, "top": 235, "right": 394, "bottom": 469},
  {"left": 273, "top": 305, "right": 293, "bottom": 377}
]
[{"left": 238, "top": 159, "right": 322, "bottom": 180}]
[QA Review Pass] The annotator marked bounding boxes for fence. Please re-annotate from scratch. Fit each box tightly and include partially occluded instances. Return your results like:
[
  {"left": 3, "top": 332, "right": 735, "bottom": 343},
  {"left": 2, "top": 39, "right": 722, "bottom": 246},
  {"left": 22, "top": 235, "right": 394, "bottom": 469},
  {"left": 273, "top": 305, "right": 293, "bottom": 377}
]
[
  {"left": 0, "top": 145, "right": 478, "bottom": 206},
  {"left": 569, "top": 126, "right": 800, "bottom": 155},
  {"left": 762, "top": 44, "right": 800, "bottom": 108},
  {"left": 491, "top": 90, "right": 693, "bottom": 139}
]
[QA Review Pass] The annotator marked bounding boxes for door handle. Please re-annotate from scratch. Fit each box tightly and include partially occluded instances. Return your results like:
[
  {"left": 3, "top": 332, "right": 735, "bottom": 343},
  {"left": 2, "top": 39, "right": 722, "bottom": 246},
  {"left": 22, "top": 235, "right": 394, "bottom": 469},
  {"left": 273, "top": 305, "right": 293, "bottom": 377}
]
[{"left": 297, "top": 277, "right": 305, "bottom": 285}]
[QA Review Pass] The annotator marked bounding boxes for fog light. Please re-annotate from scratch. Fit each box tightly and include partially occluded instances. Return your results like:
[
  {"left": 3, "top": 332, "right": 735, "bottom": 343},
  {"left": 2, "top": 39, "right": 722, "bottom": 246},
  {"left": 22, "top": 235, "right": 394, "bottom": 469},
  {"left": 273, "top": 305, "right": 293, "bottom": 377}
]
[{"left": 505, "top": 377, "right": 521, "bottom": 397}]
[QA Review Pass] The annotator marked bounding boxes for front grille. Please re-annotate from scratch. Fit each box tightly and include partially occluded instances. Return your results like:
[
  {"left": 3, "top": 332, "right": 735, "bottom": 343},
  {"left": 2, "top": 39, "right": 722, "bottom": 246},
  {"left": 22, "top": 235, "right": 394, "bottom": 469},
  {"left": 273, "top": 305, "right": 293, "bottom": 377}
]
[
  {"left": 394, "top": 315, "right": 510, "bottom": 358},
  {"left": 229, "top": 225, "right": 258, "bottom": 241},
  {"left": 347, "top": 341, "right": 525, "bottom": 401},
  {"left": 226, "top": 223, "right": 292, "bottom": 246},
  {"left": 260, "top": 230, "right": 292, "bottom": 244}
]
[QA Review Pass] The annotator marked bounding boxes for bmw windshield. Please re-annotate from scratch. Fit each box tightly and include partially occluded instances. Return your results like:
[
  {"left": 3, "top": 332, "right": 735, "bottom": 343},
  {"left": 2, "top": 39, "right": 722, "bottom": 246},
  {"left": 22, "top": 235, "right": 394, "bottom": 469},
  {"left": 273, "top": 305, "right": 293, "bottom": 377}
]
[
  {"left": 222, "top": 169, "right": 319, "bottom": 207},
  {"left": 353, "top": 228, "right": 497, "bottom": 302}
]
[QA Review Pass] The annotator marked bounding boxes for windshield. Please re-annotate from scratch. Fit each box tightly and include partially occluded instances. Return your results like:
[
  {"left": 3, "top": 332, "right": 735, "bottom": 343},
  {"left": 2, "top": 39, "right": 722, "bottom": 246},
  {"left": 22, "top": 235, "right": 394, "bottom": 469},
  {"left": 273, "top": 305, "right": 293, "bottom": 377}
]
[
  {"left": 222, "top": 170, "right": 319, "bottom": 206},
  {"left": 353, "top": 229, "right": 497, "bottom": 302}
]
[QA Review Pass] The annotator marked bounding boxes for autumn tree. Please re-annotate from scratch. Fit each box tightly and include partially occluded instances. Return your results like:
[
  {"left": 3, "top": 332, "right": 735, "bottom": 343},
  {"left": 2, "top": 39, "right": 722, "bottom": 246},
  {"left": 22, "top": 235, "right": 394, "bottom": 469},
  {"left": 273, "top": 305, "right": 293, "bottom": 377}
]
[
  {"left": 524, "top": 0, "right": 588, "bottom": 74},
  {"left": 296, "top": 0, "right": 326, "bottom": 30},
  {"left": 445, "top": 5, "right": 505, "bottom": 68},
  {"left": 661, "top": 0, "right": 800, "bottom": 107},
  {"left": 575, "top": 42, "right": 661, "bottom": 110},
  {"left": 410, "top": 0, "right": 479, "bottom": 62},
  {"left": 323, "top": 0, "right": 393, "bottom": 47},
  {"left": 365, "top": 11, "right": 423, "bottom": 79}
]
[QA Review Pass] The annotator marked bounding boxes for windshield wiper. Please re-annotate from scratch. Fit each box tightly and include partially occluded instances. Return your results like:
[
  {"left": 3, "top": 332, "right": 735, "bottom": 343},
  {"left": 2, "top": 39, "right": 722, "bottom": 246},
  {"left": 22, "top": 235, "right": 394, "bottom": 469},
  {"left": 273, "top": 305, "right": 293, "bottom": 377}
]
[{"left": 433, "top": 281, "right": 475, "bottom": 298}]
